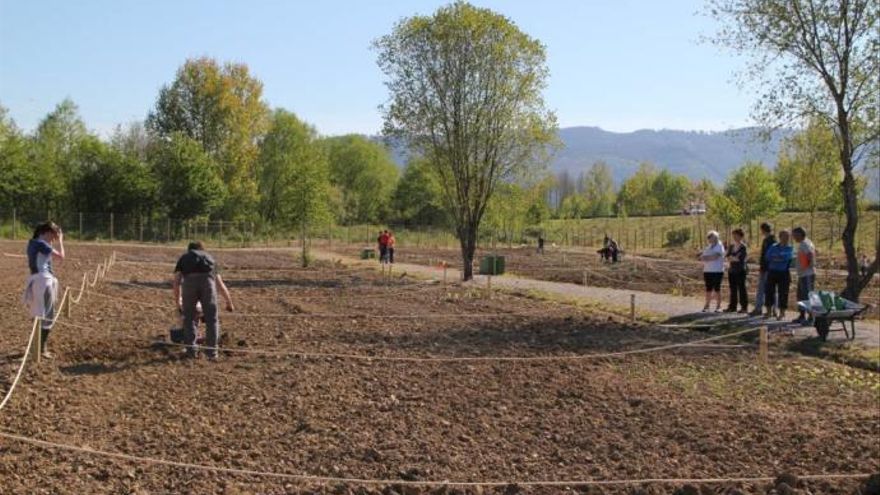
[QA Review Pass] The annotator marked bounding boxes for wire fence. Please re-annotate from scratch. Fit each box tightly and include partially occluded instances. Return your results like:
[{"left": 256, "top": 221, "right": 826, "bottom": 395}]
[{"left": 2, "top": 209, "right": 877, "bottom": 254}]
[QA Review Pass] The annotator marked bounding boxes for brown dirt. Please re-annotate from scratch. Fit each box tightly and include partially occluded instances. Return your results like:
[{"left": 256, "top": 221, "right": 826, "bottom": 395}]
[
  {"left": 0, "top": 242, "right": 877, "bottom": 494},
  {"left": 337, "top": 244, "right": 879, "bottom": 320}
]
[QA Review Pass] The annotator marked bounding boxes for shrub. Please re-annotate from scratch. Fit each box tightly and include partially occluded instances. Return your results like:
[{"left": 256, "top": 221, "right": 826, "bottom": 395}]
[{"left": 665, "top": 227, "right": 691, "bottom": 247}]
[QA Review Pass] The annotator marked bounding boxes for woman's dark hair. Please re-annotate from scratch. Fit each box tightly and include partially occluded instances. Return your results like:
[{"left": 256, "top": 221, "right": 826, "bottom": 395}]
[
  {"left": 732, "top": 228, "right": 745, "bottom": 238},
  {"left": 760, "top": 222, "right": 772, "bottom": 233},
  {"left": 188, "top": 241, "right": 205, "bottom": 251},
  {"left": 32, "top": 222, "right": 59, "bottom": 239}
]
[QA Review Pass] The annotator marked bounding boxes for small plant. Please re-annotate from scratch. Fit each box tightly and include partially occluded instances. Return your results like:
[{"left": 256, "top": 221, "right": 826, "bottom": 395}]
[{"left": 664, "top": 227, "right": 691, "bottom": 247}]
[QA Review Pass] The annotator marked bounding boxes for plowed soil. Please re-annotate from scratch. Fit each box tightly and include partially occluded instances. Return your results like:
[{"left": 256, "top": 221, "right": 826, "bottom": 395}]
[{"left": 0, "top": 242, "right": 877, "bottom": 494}]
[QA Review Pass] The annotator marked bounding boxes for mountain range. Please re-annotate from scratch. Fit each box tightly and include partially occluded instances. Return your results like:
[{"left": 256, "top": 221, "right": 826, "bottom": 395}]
[
  {"left": 551, "top": 126, "right": 788, "bottom": 184},
  {"left": 386, "top": 126, "right": 789, "bottom": 185}
]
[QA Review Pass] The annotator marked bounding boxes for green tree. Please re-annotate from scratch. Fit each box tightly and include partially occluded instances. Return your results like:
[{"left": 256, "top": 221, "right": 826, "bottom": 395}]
[
  {"left": 392, "top": 157, "right": 446, "bottom": 225},
  {"left": 775, "top": 118, "right": 842, "bottom": 233},
  {"left": 31, "top": 98, "right": 89, "bottom": 209},
  {"left": 68, "top": 136, "right": 158, "bottom": 215},
  {"left": 707, "top": 192, "right": 743, "bottom": 231},
  {"left": 149, "top": 133, "right": 226, "bottom": 220},
  {"left": 257, "top": 110, "right": 330, "bottom": 266},
  {"left": 147, "top": 57, "right": 270, "bottom": 218},
  {"left": 0, "top": 106, "right": 41, "bottom": 213},
  {"left": 581, "top": 161, "right": 615, "bottom": 217},
  {"left": 652, "top": 169, "right": 691, "bottom": 215},
  {"left": 322, "top": 135, "right": 399, "bottom": 224},
  {"left": 376, "top": 1, "right": 558, "bottom": 280},
  {"left": 724, "top": 162, "right": 783, "bottom": 237},
  {"left": 617, "top": 163, "right": 659, "bottom": 216},
  {"left": 708, "top": 0, "right": 879, "bottom": 299}
]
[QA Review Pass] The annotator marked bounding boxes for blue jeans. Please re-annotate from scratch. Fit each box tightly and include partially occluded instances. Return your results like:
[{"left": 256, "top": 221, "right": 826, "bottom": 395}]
[{"left": 754, "top": 271, "right": 771, "bottom": 310}]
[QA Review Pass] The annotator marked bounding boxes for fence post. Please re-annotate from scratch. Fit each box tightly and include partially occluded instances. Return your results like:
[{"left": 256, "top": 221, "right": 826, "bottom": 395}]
[
  {"left": 11, "top": 208, "right": 16, "bottom": 240},
  {"left": 139, "top": 216, "right": 144, "bottom": 243},
  {"left": 219, "top": 220, "right": 224, "bottom": 248},
  {"left": 78, "top": 212, "right": 83, "bottom": 241},
  {"left": 166, "top": 218, "right": 171, "bottom": 242},
  {"left": 630, "top": 294, "right": 636, "bottom": 322},
  {"left": 110, "top": 213, "right": 114, "bottom": 243},
  {"left": 759, "top": 326, "right": 768, "bottom": 364}
]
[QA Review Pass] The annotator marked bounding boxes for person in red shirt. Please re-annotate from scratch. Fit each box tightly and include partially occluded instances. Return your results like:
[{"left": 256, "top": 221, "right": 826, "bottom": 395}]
[
  {"left": 377, "top": 230, "right": 390, "bottom": 264},
  {"left": 387, "top": 231, "right": 396, "bottom": 264}
]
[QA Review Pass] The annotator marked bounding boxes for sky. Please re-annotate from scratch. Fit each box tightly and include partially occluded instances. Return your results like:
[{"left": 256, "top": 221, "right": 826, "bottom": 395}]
[{"left": 0, "top": 0, "right": 753, "bottom": 137}]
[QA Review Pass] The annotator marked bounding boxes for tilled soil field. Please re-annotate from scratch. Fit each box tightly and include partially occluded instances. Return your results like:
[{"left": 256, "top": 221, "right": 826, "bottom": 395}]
[
  {"left": 342, "top": 244, "right": 880, "bottom": 320},
  {"left": 0, "top": 242, "right": 878, "bottom": 494}
]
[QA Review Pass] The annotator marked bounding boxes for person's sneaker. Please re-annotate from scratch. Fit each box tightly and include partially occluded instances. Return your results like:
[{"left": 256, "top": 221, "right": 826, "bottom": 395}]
[
  {"left": 748, "top": 310, "right": 762, "bottom": 317},
  {"left": 40, "top": 351, "right": 54, "bottom": 360},
  {"left": 723, "top": 307, "right": 737, "bottom": 313},
  {"left": 738, "top": 308, "right": 749, "bottom": 314},
  {"left": 791, "top": 316, "right": 806, "bottom": 325}
]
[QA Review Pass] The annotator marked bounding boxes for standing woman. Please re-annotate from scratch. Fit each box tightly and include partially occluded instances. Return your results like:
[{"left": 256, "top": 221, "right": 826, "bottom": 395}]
[
  {"left": 23, "top": 222, "right": 65, "bottom": 359},
  {"left": 764, "top": 230, "right": 794, "bottom": 320},
  {"left": 698, "top": 231, "right": 726, "bottom": 312},
  {"left": 725, "top": 229, "right": 748, "bottom": 313}
]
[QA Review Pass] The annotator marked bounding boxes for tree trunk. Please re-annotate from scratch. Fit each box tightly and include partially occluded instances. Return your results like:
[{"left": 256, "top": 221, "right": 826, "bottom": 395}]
[
  {"left": 838, "top": 130, "right": 861, "bottom": 300},
  {"left": 459, "top": 223, "right": 477, "bottom": 281}
]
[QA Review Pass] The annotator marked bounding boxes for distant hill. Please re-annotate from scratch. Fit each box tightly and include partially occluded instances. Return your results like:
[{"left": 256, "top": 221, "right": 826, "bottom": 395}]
[
  {"left": 382, "top": 126, "right": 789, "bottom": 185},
  {"left": 552, "top": 126, "right": 788, "bottom": 184}
]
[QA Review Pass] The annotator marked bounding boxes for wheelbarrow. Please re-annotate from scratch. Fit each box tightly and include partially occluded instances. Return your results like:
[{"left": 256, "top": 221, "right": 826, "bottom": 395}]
[{"left": 797, "top": 291, "right": 869, "bottom": 341}]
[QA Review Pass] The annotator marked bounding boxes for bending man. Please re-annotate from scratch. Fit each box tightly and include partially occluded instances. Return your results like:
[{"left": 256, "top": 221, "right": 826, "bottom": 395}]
[{"left": 172, "top": 241, "right": 234, "bottom": 360}]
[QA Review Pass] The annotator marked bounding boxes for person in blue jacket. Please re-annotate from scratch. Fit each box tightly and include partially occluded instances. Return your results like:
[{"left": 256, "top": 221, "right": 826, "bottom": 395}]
[{"left": 764, "top": 230, "right": 794, "bottom": 321}]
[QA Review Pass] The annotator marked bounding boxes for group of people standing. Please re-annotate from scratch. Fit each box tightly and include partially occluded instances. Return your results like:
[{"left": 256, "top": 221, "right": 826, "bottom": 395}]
[
  {"left": 376, "top": 230, "right": 396, "bottom": 264},
  {"left": 699, "top": 222, "right": 816, "bottom": 324}
]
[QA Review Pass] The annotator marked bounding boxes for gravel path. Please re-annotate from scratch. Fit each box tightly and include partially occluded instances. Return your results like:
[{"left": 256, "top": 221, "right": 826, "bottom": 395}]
[{"left": 315, "top": 248, "right": 879, "bottom": 349}]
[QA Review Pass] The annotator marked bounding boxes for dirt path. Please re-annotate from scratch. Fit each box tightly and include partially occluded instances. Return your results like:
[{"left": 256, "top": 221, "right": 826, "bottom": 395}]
[{"left": 314, "top": 248, "right": 880, "bottom": 349}]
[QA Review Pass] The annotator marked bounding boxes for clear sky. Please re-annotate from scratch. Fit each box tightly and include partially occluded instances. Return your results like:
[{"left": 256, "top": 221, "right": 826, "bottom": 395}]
[{"left": 0, "top": 0, "right": 752, "bottom": 137}]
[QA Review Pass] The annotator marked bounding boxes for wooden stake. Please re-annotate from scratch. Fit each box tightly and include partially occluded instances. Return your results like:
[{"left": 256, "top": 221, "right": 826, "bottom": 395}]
[
  {"left": 35, "top": 318, "right": 41, "bottom": 364},
  {"left": 759, "top": 326, "right": 768, "bottom": 364},
  {"left": 630, "top": 294, "right": 636, "bottom": 322}
]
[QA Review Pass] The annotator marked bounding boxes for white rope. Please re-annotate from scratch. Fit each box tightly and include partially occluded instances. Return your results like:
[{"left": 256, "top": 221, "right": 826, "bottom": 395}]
[
  {"left": 0, "top": 318, "right": 39, "bottom": 412},
  {"left": 0, "top": 429, "right": 869, "bottom": 487},
  {"left": 83, "top": 291, "right": 559, "bottom": 319},
  {"left": 144, "top": 327, "right": 759, "bottom": 362}
]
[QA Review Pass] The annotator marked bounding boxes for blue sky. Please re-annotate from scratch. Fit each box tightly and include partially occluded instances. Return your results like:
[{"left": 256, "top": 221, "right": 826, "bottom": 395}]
[{"left": 0, "top": 0, "right": 751, "bottom": 137}]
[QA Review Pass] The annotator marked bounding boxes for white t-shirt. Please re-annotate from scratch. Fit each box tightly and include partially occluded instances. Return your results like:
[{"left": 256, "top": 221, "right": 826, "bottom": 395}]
[{"left": 702, "top": 242, "right": 726, "bottom": 273}]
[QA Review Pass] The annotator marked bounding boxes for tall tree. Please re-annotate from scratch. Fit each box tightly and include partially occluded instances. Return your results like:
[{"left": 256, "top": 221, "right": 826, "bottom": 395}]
[
  {"left": 724, "top": 162, "right": 783, "bottom": 237},
  {"left": 149, "top": 133, "right": 226, "bottom": 220},
  {"left": 652, "top": 169, "right": 691, "bottom": 215},
  {"left": 775, "top": 118, "right": 842, "bottom": 233},
  {"left": 376, "top": 1, "right": 557, "bottom": 280},
  {"left": 68, "top": 136, "right": 157, "bottom": 215},
  {"left": 582, "top": 161, "right": 616, "bottom": 217},
  {"left": 708, "top": 0, "right": 879, "bottom": 299},
  {"left": 147, "top": 57, "right": 270, "bottom": 218},
  {"left": 392, "top": 157, "right": 447, "bottom": 225},
  {"left": 0, "top": 106, "right": 41, "bottom": 213},
  {"left": 617, "top": 163, "right": 659, "bottom": 216},
  {"left": 31, "top": 98, "right": 89, "bottom": 209},
  {"left": 258, "top": 110, "right": 330, "bottom": 266},
  {"left": 322, "top": 135, "right": 399, "bottom": 224}
]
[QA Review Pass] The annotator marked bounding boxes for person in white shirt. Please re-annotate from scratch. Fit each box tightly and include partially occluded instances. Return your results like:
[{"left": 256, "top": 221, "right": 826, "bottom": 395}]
[{"left": 697, "top": 230, "right": 726, "bottom": 312}]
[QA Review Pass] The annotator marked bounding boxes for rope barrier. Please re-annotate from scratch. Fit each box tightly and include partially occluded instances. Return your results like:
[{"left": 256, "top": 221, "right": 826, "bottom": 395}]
[
  {"left": 0, "top": 318, "right": 39, "bottom": 412},
  {"left": 142, "top": 327, "right": 759, "bottom": 362},
  {"left": 0, "top": 430, "right": 869, "bottom": 488},
  {"left": 82, "top": 291, "right": 560, "bottom": 320}
]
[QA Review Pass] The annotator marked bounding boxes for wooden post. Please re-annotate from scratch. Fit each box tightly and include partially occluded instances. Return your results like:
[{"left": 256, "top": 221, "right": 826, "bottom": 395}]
[
  {"left": 79, "top": 212, "right": 83, "bottom": 240},
  {"left": 109, "top": 212, "right": 114, "bottom": 243},
  {"left": 65, "top": 290, "right": 72, "bottom": 318},
  {"left": 759, "top": 326, "right": 768, "bottom": 364},
  {"left": 139, "top": 216, "right": 144, "bottom": 243},
  {"left": 219, "top": 220, "right": 224, "bottom": 248},
  {"left": 35, "top": 318, "right": 41, "bottom": 364},
  {"left": 11, "top": 208, "right": 16, "bottom": 240},
  {"left": 630, "top": 294, "right": 636, "bottom": 322},
  {"left": 166, "top": 218, "right": 171, "bottom": 242}
]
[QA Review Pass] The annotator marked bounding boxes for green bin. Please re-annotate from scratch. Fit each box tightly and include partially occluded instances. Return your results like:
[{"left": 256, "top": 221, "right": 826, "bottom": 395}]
[
  {"left": 361, "top": 248, "right": 377, "bottom": 260},
  {"left": 479, "top": 255, "right": 505, "bottom": 275}
]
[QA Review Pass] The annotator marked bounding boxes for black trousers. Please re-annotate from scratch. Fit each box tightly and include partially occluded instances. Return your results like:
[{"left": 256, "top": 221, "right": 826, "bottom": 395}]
[
  {"left": 766, "top": 270, "right": 791, "bottom": 311},
  {"left": 728, "top": 270, "right": 748, "bottom": 310}
]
